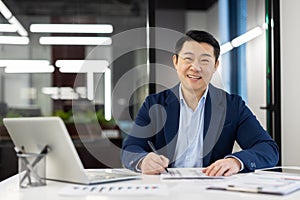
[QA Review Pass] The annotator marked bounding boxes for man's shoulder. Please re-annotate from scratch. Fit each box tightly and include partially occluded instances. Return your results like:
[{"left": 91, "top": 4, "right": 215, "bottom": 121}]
[{"left": 209, "top": 84, "right": 244, "bottom": 104}]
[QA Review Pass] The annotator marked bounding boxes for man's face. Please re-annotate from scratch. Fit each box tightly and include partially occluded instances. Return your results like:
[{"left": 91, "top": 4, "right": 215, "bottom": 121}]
[{"left": 173, "top": 40, "right": 219, "bottom": 97}]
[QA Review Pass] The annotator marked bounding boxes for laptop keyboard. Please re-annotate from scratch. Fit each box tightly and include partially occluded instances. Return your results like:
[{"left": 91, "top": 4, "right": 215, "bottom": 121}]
[
  {"left": 87, "top": 171, "right": 116, "bottom": 181},
  {"left": 86, "top": 170, "right": 137, "bottom": 182}
]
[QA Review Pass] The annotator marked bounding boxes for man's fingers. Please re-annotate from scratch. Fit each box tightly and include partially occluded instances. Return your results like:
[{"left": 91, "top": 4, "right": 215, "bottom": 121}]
[
  {"left": 205, "top": 165, "right": 221, "bottom": 176},
  {"left": 141, "top": 153, "right": 169, "bottom": 174},
  {"left": 159, "top": 155, "right": 169, "bottom": 167},
  {"left": 148, "top": 153, "right": 169, "bottom": 166},
  {"left": 223, "top": 169, "right": 235, "bottom": 176},
  {"left": 202, "top": 158, "right": 240, "bottom": 176}
]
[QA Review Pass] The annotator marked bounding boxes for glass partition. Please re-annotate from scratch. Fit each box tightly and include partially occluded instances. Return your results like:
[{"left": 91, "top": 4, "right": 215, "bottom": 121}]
[
  {"left": 0, "top": 0, "right": 148, "bottom": 121},
  {"left": 0, "top": 0, "right": 148, "bottom": 179},
  {"left": 0, "top": 0, "right": 274, "bottom": 180}
]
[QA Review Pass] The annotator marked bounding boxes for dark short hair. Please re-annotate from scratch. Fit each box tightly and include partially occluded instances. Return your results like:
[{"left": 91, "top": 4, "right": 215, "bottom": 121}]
[{"left": 175, "top": 30, "right": 220, "bottom": 62}]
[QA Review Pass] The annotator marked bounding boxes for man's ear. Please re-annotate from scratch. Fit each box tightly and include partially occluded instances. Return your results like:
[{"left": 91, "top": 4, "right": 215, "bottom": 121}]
[
  {"left": 172, "top": 54, "right": 178, "bottom": 70},
  {"left": 214, "top": 59, "right": 220, "bottom": 71}
]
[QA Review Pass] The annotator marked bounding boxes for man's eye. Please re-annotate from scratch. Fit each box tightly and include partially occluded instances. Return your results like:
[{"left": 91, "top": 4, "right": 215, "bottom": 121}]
[
  {"left": 200, "top": 59, "right": 210, "bottom": 64},
  {"left": 184, "top": 57, "right": 192, "bottom": 61}
]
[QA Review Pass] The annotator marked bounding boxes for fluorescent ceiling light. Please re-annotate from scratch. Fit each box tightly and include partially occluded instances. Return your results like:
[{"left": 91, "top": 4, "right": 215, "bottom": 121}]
[
  {"left": 30, "top": 24, "right": 113, "bottom": 33},
  {"left": 0, "top": 1, "right": 28, "bottom": 37},
  {"left": 104, "top": 68, "right": 112, "bottom": 120},
  {"left": 231, "top": 27, "right": 263, "bottom": 48},
  {"left": 0, "top": 36, "right": 29, "bottom": 44},
  {"left": 42, "top": 87, "right": 59, "bottom": 95},
  {"left": 55, "top": 60, "right": 108, "bottom": 72},
  {"left": 0, "top": 0, "right": 12, "bottom": 19},
  {"left": 55, "top": 60, "right": 108, "bottom": 100},
  {"left": 58, "top": 65, "right": 108, "bottom": 73},
  {"left": 42, "top": 87, "right": 79, "bottom": 100},
  {"left": 0, "top": 24, "right": 17, "bottom": 32},
  {"left": 8, "top": 16, "right": 28, "bottom": 36},
  {"left": 220, "top": 42, "right": 233, "bottom": 55},
  {"left": 39, "top": 36, "right": 112, "bottom": 45},
  {"left": 56, "top": 59, "right": 109, "bottom": 101},
  {"left": 0, "top": 60, "right": 50, "bottom": 67},
  {"left": 5, "top": 65, "right": 54, "bottom": 73}
]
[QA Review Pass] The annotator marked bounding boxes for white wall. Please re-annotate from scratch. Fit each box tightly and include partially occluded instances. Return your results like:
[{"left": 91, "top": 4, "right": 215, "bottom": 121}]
[
  {"left": 246, "top": 0, "right": 267, "bottom": 128},
  {"left": 280, "top": 0, "right": 300, "bottom": 166}
]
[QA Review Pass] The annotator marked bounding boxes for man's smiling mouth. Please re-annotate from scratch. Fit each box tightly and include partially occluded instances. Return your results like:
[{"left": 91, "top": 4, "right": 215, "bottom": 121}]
[{"left": 187, "top": 74, "right": 202, "bottom": 80}]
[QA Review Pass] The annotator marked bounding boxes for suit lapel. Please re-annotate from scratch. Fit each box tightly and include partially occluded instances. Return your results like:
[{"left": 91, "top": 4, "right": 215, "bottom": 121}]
[
  {"left": 203, "top": 85, "right": 227, "bottom": 167},
  {"left": 163, "top": 85, "right": 180, "bottom": 165}
]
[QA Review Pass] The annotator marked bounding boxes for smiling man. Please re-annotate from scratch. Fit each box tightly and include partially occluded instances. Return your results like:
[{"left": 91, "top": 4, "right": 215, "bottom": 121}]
[{"left": 121, "top": 30, "right": 279, "bottom": 176}]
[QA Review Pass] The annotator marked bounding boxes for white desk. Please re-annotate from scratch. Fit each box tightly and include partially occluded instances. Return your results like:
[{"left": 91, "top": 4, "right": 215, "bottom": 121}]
[{"left": 1, "top": 172, "right": 300, "bottom": 200}]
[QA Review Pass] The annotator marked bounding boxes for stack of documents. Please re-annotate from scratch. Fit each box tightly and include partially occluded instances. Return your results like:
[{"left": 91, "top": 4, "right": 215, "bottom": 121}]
[{"left": 207, "top": 173, "right": 300, "bottom": 195}]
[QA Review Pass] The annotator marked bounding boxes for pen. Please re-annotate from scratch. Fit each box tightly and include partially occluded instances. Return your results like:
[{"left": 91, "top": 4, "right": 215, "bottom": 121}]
[
  {"left": 14, "top": 147, "right": 32, "bottom": 184},
  {"left": 147, "top": 141, "right": 169, "bottom": 173},
  {"left": 207, "top": 185, "right": 262, "bottom": 193},
  {"left": 19, "top": 145, "right": 50, "bottom": 184},
  {"left": 226, "top": 185, "right": 263, "bottom": 193}
]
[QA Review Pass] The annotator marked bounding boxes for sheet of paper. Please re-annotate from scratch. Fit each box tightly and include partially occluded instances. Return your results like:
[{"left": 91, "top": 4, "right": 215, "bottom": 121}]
[
  {"left": 59, "top": 183, "right": 169, "bottom": 196},
  {"left": 207, "top": 173, "right": 300, "bottom": 195},
  {"left": 160, "top": 168, "right": 224, "bottom": 180}
]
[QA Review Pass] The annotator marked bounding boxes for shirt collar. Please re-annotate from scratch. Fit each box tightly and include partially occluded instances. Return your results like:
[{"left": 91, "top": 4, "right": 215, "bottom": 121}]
[{"left": 179, "top": 84, "right": 209, "bottom": 105}]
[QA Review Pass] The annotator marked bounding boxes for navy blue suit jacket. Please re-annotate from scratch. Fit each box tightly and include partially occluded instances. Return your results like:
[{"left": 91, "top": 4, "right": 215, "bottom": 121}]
[{"left": 121, "top": 84, "right": 279, "bottom": 172}]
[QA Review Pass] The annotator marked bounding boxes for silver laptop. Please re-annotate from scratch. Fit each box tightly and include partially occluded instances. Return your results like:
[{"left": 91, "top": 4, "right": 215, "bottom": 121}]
[{"left": 3, "top": 117, "right": 140, "bottom": 184}]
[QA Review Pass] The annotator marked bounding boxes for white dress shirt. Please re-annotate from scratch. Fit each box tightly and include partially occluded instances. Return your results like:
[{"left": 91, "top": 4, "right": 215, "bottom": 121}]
[{"left": 173, "top": 84, "right": 208, "bottom": 167}]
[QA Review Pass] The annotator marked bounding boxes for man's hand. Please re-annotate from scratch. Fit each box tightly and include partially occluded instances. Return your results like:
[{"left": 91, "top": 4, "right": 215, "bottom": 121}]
[
  {"left": 139, "top": 152, "right": 169, "bottom": 175},
  {"left": 202, "top": 157, "right": 241, "bottom": 176}
]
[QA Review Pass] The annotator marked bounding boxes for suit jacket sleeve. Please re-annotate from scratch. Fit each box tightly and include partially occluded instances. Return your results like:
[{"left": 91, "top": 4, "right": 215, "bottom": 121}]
[
  {"left": 224, "top": 95, "right": 279, "bottom": 172},
  {"left": 121, "top": 96, "right": 155, "bottom": 171}
]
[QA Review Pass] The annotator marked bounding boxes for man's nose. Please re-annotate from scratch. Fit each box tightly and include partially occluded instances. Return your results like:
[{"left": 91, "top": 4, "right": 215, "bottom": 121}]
[{"left": 190, "top": 62, "right": 202, "bottom": 71}]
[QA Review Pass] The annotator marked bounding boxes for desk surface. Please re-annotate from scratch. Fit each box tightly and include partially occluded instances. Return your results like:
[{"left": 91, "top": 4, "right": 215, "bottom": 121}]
[{"left": 1, "top": 170, "right": 300, "bottom": 200}]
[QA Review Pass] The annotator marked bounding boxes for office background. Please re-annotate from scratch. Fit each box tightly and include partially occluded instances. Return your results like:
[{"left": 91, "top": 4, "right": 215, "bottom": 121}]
[{"left": 0, "top": 0, "right": 297, "bottom": 181}]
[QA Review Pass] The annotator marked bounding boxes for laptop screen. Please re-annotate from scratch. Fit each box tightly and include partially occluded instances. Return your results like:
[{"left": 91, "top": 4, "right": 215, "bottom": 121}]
[{"left": 4, "top": 117, "right": 139, "bottom": 184}]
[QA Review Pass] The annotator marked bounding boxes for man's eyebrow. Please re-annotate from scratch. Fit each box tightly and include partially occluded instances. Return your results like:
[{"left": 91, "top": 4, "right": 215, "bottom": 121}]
[
  {"left": 180, "top": 52, "right": 213, "bottom": 58},
  {"left": 200, "top": 53, "right": 213, "bottom": 57},
  {"left": 181, "top": 52, "right": 213, "bottom": 57},
  {"left": 181, "top": 52, "right": 194, "bottom": 55}
]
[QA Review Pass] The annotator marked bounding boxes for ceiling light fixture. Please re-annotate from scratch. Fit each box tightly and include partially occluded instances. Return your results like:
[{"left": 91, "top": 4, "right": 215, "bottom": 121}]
[
  {"left": 56, "top": 59, "right": 109, "bottom": 100},
  {"left": 5, "top": 65, "right": 54, "bottom": 73},
  {"left": 104, "top": 68, "right": 112, "bottom": 121},
  {"left": 30, "top": 24, "right": 113, "bottom": 33},
  {"left": 42, "top": 87, "right": 79, "bottom": 100},
  {"left": 39, "top": 36, "right": 112, "bottom": 45},
  {"left": 0, "top": 1, "right": 29, "bottom": 37},
  {"left": 220, "top": 42, "right": 233, "bottom": 55},
  {"left": 55, "top": 60, "right": 109, "bottom": 69},
  {"left": 0, "top": 36, "right": 29, "bottom": 45},
  {"left": 0, "top": 0, "right": 12, "bottom": 19},
  {"left": 8, "top": 16, "right": 28, "bottom": 36},
  {"left": 220, "top": 26, "right": 263, "bottom": 55},
  {"left": 0, "top": 60, "right": 50, "bottom": 67},
  {"left": 231, "top": 26, "right": 263, "bottom": 48},
  {"left": 0, "top": 24, "right": 17, "bottom": 32}
]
